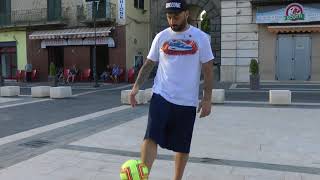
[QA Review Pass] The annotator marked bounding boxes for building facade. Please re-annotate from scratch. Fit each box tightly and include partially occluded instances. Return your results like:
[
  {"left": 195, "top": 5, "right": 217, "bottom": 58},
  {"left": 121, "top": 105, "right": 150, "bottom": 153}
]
[
  {"left": 220, "top": 0, "right": 320, "bottom": 82},
  {"left": 0, "top": 0, "right": 151, "bottom": 81}
]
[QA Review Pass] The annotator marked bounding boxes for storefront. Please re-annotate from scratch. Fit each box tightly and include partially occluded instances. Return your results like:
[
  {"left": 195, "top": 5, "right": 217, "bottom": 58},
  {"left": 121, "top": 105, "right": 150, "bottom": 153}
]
[
  {"left": 0, "top": 31, "right": 27, "bottom": 79},
  {"left": 27, "top": 27, "right": 123, "bottom": 81},
  {"left": 255, "top": 2, "right": 320, "bottom": 81}
]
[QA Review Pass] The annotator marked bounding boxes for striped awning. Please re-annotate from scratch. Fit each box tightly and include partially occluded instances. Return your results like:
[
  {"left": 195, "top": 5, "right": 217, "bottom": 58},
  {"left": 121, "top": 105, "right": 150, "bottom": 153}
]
[
  {"left": 268, "top": 25, "right": 320, "bottom": 33},
  {"left": 29, "top": 27, "right": 113, "bottom": 40}
]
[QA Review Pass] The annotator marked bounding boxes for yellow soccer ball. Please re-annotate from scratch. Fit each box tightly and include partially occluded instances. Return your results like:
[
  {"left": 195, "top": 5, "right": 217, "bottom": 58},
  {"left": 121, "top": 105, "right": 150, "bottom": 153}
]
[{"left": 120, "top": 159, "right": 149, "bottom": 180}]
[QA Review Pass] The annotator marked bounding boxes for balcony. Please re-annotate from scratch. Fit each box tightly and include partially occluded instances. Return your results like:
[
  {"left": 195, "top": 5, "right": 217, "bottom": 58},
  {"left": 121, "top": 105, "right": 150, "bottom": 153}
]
[
  {"left": 77, "top": 2, "right": 116, "bottom": 25},
  {"left": 0, "top": 8, "right": 70, "bottom": 28}
]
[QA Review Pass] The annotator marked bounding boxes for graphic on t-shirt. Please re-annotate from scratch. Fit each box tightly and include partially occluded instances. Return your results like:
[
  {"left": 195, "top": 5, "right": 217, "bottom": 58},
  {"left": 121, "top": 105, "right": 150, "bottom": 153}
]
[{"left": 162, "top": 39, "right": 198, "bottom": 55}]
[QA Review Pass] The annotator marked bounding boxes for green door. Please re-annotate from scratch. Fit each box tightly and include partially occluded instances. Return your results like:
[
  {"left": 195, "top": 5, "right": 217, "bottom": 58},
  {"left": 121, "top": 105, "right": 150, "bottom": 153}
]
[
  {"left": 47, "top": 0, "right": 61, "bottom": 21},
  {"left": 0, "top": 0, "right": 11, "bottom": 26}
]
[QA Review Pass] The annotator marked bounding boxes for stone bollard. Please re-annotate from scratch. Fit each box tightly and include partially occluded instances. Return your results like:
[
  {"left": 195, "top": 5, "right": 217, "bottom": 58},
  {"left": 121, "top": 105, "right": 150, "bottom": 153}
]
[
  {"left": 121, "top": 90, "right": 147, "bottom": 104},
  {"left": 31, "top": 86, "right": 51, "bottom": 98},
  {"left": 50, "top": 86, "right": 72, "bottom": 99},
  {"left": 211, "top": 89, "right": 225, "bottom": 104},
  {"left": 269, "top": 90, "right": 291, "bottom": 105},
  {"left": 0, "top": 86, "right": 20, "bottom": 97},
  {"left": 144, "top": 88, "right": 153, "bottom": 102}
]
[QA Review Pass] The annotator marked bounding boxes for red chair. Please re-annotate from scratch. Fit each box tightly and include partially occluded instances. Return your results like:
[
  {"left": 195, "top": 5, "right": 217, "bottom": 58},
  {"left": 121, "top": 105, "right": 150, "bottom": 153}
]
[
  {"left": 16, "top": 70, "right": 25, "bottom": 82},
  {"left": 63, "top": 69, "right": 70, "bottom": 82},
  {"left": 31, "top": 69, "right": 39, "bottom": 81},
  {"left": 127, "top": 68, "right": 135, "bottom": 83},
  {"left": 81, "top": 68, "right": 91, "bottom": 81}
]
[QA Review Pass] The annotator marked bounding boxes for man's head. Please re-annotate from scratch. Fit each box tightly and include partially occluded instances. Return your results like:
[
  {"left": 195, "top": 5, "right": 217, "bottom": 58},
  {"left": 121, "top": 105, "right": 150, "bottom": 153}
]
[{"left": 165, "top": 0, "right": 189, "bottom": 32}]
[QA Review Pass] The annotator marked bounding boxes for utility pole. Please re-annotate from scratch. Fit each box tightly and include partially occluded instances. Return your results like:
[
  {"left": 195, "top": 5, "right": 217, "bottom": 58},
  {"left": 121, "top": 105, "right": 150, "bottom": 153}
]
[{"left": 86, "top": 0, "right": 100, "bottom": 87}]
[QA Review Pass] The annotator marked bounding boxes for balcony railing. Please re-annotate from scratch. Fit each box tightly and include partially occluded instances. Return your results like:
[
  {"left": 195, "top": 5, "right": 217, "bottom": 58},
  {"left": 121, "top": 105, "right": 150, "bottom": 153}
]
[
  {"left": 0, "top": 8, "right": 70, "bottom": 27},
  {"left": 77, "top": 2, "right": 116, "bottom": 23}
]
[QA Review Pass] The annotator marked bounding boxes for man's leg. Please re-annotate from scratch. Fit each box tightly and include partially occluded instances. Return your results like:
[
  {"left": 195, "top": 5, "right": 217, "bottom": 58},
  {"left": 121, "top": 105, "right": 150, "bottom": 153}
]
[
  {"left": 174, "top": 152, "right": 189, "bottom": 180},
  {"left": 141, "top": 138, "right": 158, "bottom": 172}
]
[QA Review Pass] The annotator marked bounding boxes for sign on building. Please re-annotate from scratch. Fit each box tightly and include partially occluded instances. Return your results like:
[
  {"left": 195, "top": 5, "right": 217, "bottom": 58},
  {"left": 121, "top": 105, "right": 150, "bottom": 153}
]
[
  {"left": 118, "top": 0, "right": 126, "bottom": 25},
  {"left": 256, "top": 3, "right": 320, "bottom": 24}
]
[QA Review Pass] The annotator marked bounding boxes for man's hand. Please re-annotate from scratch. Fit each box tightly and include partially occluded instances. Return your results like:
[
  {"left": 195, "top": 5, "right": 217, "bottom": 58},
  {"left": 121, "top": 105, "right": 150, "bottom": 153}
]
[
  {"left": 129, "top": 85, "right": 139, "bottom": 107},
  {"left": 197, "top": 99, "right": 211, "bottom": 118}
]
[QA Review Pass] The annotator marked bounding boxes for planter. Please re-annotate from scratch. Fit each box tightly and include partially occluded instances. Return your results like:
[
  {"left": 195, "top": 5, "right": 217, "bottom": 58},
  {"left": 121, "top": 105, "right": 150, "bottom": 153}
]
[
  {"left": 250, "top": 74, "right": 260, "bottom": 90},
  {"left": 48, "top": 75, "right": 58, "bottom": 87}
]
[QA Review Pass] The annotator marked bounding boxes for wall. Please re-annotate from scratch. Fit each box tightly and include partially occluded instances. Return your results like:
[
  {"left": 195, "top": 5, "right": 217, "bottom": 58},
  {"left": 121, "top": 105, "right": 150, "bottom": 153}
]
[
  {"left": 125, "top": 0, "right": 151, "bottom": 70},
  {"left": 220, "top": 0, "right": 259, "bottom": 82},
  {"left": 27, "top": 36, "right": 48, "bottom": 81},
  {"left": 258, "top": 25, "right": 276, "bottom": 80},
  {"left": 0, "top": 31, "right": 27, "bottom": 70},
  {"left": 64, "top": 46, "right": 90, "bottom": 71},
  {"left": 109, "top": 26, "right": 126, "bottom": 68},
  {"left": 11, "top": 0, "right": 84, "bottom": 27},
  {"left": 311, "top": 33, "right": 320, "bottom": 81}
]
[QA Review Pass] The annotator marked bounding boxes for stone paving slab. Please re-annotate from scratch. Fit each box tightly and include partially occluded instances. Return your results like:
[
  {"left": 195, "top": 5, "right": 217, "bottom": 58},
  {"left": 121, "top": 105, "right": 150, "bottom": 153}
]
[{"left": 0, "top": 97, "right": 21, "bottom": 104}]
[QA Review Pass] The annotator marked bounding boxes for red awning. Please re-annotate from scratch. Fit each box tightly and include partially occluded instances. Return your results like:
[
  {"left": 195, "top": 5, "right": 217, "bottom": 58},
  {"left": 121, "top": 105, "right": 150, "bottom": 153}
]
[{"left": 29, "top": 27, "right": 113, "bottom": 40}]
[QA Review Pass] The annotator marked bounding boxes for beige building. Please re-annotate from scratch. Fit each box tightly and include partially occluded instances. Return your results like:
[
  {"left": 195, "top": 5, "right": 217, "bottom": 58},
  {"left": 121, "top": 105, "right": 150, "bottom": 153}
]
[
  {"left": 220, "top": 0, "right": 320, "bottom": 82},
  {"left": 120, "top": 0, "right": 151, "bottom": 71}
]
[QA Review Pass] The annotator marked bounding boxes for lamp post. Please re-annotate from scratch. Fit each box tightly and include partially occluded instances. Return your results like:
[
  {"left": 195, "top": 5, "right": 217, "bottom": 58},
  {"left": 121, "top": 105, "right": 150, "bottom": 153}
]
[{"left": 86, "top": 0, "right": 100, "bottom": 87}]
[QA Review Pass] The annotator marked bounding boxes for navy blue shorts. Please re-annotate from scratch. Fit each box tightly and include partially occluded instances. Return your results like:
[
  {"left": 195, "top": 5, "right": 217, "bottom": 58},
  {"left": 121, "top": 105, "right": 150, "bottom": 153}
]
[{"left": 144, "top": 93, "right": 196, "bottom": 153}]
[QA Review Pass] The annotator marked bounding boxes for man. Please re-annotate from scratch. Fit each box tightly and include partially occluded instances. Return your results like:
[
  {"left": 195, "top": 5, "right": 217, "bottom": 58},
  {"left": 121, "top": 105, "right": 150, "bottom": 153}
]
[
  {"left": 25, "top": 63, "right": 32, "bottom": 82},
  {"left": 129, "top": 0, "right": 214, "bottom": 179}
]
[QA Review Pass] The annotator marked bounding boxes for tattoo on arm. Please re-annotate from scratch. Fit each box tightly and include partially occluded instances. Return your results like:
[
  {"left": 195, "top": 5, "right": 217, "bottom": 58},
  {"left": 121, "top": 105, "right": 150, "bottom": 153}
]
[
  {"left": 202, "top": 60, "right": 214, "bottom": 101},
  {"left": 134, "top": 59, "right": 155, "bottom": 88}
]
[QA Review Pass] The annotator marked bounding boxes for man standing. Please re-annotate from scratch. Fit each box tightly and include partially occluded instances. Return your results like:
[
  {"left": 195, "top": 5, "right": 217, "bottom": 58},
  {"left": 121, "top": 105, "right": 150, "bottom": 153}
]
[
  {"left": 25, "top": 63, "right": 32, "bottom": 82},
  {"left": 129, "top": 0, "right": 214, "bottom": 179}
]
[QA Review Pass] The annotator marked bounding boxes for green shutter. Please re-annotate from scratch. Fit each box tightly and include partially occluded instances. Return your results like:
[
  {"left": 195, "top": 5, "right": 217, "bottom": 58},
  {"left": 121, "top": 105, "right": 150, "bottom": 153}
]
[
  {"left": 48, "top": 0, "right": 61, "bottom": 21},
  {"left": 0, "top": 0, "right": 11, "bottom": 25},
  {"left": 96, "top": 0, "right": 106, "bottom": 19}
]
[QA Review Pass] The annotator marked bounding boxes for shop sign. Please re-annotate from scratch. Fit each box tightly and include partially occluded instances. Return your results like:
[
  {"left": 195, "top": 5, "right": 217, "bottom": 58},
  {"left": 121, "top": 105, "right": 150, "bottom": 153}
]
[
  {"left": 41, "top": 39, "right": 67, "bottom": 48},
  {"left": 41, "top": 37, "right": 115, "bottom": 48},
  {"left": 118, "top": 0, "right": 125, "bottom": 25},
  {"left": 284, "top": 3, "right": 305, "bottom": 21},
  {"left": 68, "top": 38, "right": 83, "bottom": 46},
  {"left": 256, "top": 3, "right": 320, "bottom": 24}
]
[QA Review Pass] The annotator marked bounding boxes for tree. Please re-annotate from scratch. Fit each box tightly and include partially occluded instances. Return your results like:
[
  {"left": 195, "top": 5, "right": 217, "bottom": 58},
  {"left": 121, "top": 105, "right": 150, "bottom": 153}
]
[{"left": 201, "top": 12, "right": 210, "bottom": 33}]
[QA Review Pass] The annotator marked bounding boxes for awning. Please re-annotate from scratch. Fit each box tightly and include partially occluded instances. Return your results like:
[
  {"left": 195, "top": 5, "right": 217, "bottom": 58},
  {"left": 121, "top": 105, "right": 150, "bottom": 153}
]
[
  {"left": 268, "top": 25, "right": 320, "bottom": 33},
  {"left": 29, "top": 27, "right": 113, "bottom": 40}
]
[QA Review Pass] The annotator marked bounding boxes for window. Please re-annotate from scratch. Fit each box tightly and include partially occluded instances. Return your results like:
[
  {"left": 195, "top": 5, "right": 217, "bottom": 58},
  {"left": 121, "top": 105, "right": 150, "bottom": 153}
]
[
  {"left": 0, "top": 0, "right": 11, "bottom": 25},
  {"left": 47, "top": 0, "right": 61, "bottom": 21},
  {"left": 94, "top": 0, "right": 106, "bottom": 19},
  {"left": 134, "top": 0, "right": 144, "bottom": 10}
]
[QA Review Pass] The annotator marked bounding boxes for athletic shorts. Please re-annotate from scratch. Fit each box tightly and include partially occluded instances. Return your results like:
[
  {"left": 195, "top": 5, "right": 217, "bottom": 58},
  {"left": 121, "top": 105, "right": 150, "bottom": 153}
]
[{"left": 144, "top": 93, "right": 196, "bottom": 153}]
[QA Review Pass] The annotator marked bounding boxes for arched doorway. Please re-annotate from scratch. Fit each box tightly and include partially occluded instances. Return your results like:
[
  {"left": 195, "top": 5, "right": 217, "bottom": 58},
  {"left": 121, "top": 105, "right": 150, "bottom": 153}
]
[{"left": 150, "top": 0, "right": 221, "bottom": 79}]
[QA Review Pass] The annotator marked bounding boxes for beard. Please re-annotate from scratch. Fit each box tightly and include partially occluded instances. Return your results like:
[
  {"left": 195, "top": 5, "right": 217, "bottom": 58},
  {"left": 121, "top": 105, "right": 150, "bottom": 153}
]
[{"left": 170, "top": 21, "right": 187, "bottom": 32}]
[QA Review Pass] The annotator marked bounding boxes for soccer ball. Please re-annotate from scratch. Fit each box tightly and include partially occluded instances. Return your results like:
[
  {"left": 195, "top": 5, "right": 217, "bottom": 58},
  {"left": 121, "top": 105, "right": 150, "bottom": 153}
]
[{"left": 120, "top": 159, "right": 149, "bottom": 180}]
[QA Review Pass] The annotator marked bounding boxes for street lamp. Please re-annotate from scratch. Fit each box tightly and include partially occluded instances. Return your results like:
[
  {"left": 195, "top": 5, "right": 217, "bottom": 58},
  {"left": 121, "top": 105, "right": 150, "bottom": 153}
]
[{"left": 86, "top": 0, "right": 100, "bottom": 87}]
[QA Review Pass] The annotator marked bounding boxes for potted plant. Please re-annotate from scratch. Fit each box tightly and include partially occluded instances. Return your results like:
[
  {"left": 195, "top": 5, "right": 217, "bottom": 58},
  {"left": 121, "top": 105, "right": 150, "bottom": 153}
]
[
  {"left": 48, "top": 62, "right": 57, "bottom": 87},
  {"left": 249, "top": 58, "right": 260, "bottom": 90}
]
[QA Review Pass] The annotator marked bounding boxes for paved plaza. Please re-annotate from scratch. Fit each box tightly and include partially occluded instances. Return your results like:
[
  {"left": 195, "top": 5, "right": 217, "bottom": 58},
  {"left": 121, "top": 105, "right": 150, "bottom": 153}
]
[{"left": 0, "top": 95, "right": 320, "bottom": 179}]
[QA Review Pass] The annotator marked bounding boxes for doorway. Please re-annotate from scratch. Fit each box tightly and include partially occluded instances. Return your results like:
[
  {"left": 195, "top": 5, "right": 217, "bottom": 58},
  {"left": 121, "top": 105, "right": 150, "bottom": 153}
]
[
  {"left": 48, "top": 47, "right": 64, "bottom": 72},
  {"left": 92, "top": 46, "right": 109, "bottom": 77},
  {"left": 276, "top": 34, "right": 311, "bottom": 80},
  {"left": 0, "top": 47, "right": 17, "bottom": 79}
]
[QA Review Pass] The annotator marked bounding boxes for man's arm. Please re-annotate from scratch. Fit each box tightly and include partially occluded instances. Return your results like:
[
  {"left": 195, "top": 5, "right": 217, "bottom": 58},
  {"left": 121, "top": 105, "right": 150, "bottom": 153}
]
[
  {"left": 202, "top": 60, "right": 213, "bottom": 102},
  {"left": 198, "top": 60, "right": 213, "bottom": 118},
  {"left": 130, "top": 59, "right": 156, "bottom": 107}
]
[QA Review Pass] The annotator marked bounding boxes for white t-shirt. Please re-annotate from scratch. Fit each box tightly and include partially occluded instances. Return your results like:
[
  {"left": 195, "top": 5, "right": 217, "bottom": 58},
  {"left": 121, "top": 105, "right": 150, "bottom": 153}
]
[{"left": 147, "top": 25, "right": 214, "bottom": 107}]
